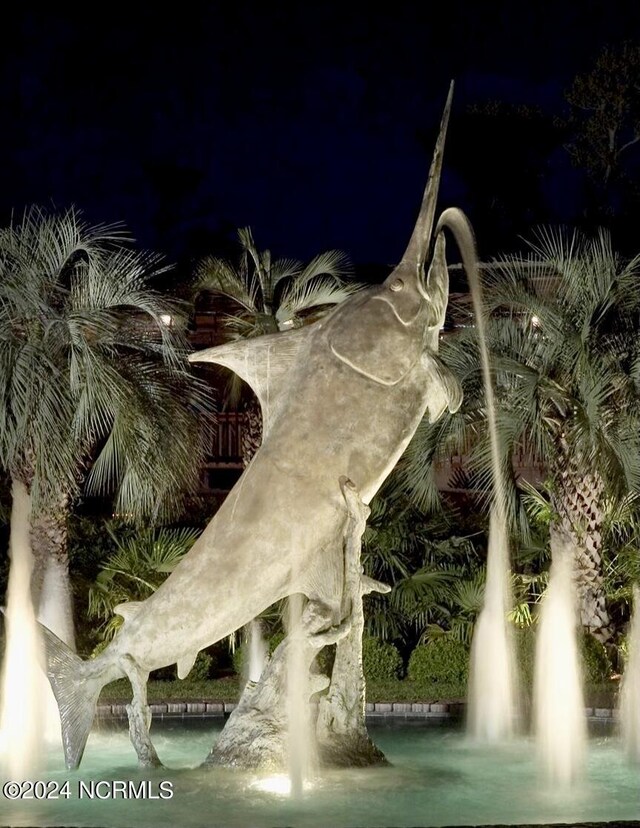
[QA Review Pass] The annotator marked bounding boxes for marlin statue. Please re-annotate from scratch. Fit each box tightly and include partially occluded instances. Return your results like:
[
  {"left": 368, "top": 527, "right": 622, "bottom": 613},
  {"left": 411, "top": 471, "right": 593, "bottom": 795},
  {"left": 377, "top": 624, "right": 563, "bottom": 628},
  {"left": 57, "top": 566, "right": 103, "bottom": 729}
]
[{"left": 42, "top": 83, "right": 478, "bottom": 769}]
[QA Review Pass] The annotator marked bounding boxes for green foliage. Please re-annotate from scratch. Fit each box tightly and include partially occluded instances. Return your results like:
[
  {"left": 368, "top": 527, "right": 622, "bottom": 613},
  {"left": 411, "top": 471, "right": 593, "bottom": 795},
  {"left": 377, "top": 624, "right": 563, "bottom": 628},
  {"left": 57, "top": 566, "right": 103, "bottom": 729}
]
[
  {"left": 0, "top": 206, "right": 213, "bottom": 515},
  {"left": 268, "top": 631, "right": 285, "bottom": 653},
  {"left": 314, "top": 644, "right": 335, "bottom": 677},
  {"left": 231, "top": 643, "right": 245, "bottom": 676},
  {"left": 69, "top": 516, "right": 137, "bottom": 579},
  {"left": 421, "top": 571, "right": 486, "bottom": 646},
  {"left": 521, "top": 485, "right": 640, "bottom": 625},
  {"left": 513, "top": 626, "right": 536, "bottom": 690},
  {"left": 514, "top": 626, "right": 611, "bottom": 693},
  {"left": 579, "top": 631, "right": 612, "bottom": 683},
  {"left": 150, "top": 649, "right": 217, "bottom": 682},
  {"left": 407, "top": 638, "right": 469, "bottom": 686},
  {"left": 362, "top": 491, "right": 488, "bottom": 648},
  {"left": 94, "top": 671, "right": 616, "bottom": 708},
  {"left": 362, "top": 636, "right": 403, "bottom": 682},
  {"left": 601, "top": 495, "right": 640, "bottom": 622},
  {"left": 565, "top": 42, "right": 640, "bottom": 187},
  {"left": 87, "top": 526, "right": 200, "bottom": 643},
  {"left": 99, "top": 676, "right": 241, "bottom": 704},
  {"left": 185, "top": 652, "right": 214, "bottom": 682}
]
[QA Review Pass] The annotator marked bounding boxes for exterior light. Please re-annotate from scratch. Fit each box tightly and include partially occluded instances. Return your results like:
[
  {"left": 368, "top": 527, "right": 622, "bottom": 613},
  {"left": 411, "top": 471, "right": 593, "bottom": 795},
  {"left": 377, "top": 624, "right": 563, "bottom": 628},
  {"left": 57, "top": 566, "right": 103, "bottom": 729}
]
[
  {"left": 160, "top": 314, "right": 173, "bottom": 327},
  {"left": 531, "top": 315, "right": 541, "bottom": 328},
  {"left": 279, "top": 319, "right": 294, "bottom": 330}
]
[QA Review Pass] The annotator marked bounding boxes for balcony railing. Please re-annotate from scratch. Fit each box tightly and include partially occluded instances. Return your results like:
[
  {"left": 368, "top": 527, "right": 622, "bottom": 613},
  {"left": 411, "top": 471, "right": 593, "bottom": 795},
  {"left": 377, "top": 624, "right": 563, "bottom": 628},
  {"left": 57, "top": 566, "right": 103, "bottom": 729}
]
[{"left": 204, "top": 411, "right": 244, "bottom": 469}]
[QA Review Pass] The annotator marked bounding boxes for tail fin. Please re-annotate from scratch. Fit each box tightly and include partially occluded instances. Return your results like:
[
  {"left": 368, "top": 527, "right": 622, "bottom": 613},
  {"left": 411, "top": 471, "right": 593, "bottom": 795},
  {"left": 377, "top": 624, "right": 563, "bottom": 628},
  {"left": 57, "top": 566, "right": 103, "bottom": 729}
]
[{"left": 39, "top": 623, "right": 104, "bottom": 769}]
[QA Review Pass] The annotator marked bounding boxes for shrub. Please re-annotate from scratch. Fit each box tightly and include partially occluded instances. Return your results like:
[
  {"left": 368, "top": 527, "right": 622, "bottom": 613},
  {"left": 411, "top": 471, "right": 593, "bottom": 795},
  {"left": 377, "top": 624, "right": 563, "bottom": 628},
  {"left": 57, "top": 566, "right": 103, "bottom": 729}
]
[
  {"left": 514, "top": 626, "right": 536, "bottom": 689},
  {"left": 186, "top": 652, "right": 214, "bottom": 682},
  {"left": 149, "top": 650, "right": 215, "bottom": 682},
  {"left": 231, "top": 643, "right": 245, "bottom": 676},
  {"left": 579, "top": 631, "right": 611, "bottom": 684},
  {"left": 407, "top": 638, "right": 469, "bottom": 686},
  {"left": 514, "top": 626, "right": 611, "bottom": 690},
  {"left": 233, "top": 633, "right": 404, "bottom": 683},
  {"left": 269, "top": 632, "right": 285, "bottom": 654},
  {"left": 315, "top": 643, "right": 335, "bottom": 677},
  {"left": 362, "top": 636, "right": 403, "bottom": 681}
]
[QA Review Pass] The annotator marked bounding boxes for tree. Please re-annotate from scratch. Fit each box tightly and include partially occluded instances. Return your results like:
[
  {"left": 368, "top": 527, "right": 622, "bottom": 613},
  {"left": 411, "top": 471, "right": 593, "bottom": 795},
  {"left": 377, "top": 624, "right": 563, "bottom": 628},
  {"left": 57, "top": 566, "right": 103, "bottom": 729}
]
[
  {"left": 442, "top": 102, "right": 565, "bottom": 256},
  {"left": 398, "top": 228, "right": 640, "bottom": 641},
  {"left": 195, "top": 226, "right": 357, "bottom": 463},
  {"left": 564, "top": 42, "right": 640, "bottom": 239},
  {"left": 0, "top": 206, "right": 213, "bottom": 646}
]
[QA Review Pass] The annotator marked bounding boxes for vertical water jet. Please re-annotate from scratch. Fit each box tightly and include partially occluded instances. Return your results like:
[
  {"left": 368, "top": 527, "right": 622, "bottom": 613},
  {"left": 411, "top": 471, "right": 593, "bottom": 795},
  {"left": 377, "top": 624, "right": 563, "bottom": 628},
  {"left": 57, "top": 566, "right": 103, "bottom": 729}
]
[
  {"left": 533, "top": 549, "right": 586, "bottom": 784},
  {"left": 620, "top": 584, "right": 640, "bottom": 762},
  {"left": 287, "top": 592, "right": 315, "bottom": 797},
  {"left": 467, "top": 509, "right": 517, "bottom": 740},
  {"left": 440, "top": 208, "right": 518, "bottom": 742},
  {"left": 248, "top": 619, "right": 267, "bottom": 683},
  {"left": 0, "top": 481, "right": 45, "bottom": 779}
]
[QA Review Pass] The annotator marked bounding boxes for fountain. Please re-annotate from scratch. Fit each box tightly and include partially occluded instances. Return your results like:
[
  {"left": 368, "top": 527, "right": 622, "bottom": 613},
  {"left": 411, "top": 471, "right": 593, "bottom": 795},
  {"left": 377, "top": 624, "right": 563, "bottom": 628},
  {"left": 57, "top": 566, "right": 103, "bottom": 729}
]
[
  {"left": 1, "top": 717, "right": 638, "bottom": 828},
  {"left": 457, "top": 209, "right": 518, "bottom": 743},
  {"left": 0, "top": 481, "right": 45, "bottom": 779},
  {"left": 468, "top": 508, "right": 518, "bottom": 741},
  {"left": 286, "top": 591, "right": 315, "bottom": 796},
  {"left": 33, "top": 83, "right": 465, "bottom": 775},
  {"left": 533, "top": 547, "right": 587, "bottom": 784},
  {"left": 1, "top": 81, "right": 636, "bottom": 828},
  {"left": 247, "top": 619, "right": 267, "bottom": 683},
  {"left": 620, "top": 584, "right": 640, "bottom": 761}
]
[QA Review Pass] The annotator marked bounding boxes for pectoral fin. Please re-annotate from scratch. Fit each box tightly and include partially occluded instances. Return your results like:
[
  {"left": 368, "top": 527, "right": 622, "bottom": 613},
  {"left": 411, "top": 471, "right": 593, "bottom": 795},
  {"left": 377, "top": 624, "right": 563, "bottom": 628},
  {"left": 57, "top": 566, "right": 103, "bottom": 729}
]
[
  {"left": 423, "top": 353, "right": 463, "bottom": 422},
  {"left": 176, "top": 652, "right": 198, "bottom": 680},
  {"left": 114, "top": 602, "right": 144, "bottom": 624}
]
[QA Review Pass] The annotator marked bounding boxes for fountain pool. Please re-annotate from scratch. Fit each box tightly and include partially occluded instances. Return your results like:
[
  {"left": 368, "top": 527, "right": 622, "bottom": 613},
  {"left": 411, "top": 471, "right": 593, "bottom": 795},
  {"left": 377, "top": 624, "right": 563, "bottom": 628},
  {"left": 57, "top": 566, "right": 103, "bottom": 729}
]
[{"left": 2, "top": 717, "right": 637, "bottom": 828}]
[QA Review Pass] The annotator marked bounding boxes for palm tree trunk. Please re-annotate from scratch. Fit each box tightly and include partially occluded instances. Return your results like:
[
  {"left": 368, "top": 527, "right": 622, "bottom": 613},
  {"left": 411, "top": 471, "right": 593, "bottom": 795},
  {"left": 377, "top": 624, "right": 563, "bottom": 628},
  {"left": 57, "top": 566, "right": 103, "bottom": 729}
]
[
  {"left": 550, "top": 446, "right": 611, "bottom": 641},
  {"left": 240, "top": 394, "right": 263, "bottom": 467},
  {"left": 30, "top": 493, "right": 76, "bottom": 650}
]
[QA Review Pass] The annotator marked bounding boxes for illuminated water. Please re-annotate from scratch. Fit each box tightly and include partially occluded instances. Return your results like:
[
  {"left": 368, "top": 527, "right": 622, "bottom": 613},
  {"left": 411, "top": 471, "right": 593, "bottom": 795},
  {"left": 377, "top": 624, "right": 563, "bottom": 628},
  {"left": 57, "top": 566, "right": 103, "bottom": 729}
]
[
  {"left": 467, "top": 509, "right": 518, "bottom": 742},
  {"left": 533, "top": 553, "right": 586, "bottom": 784},
  {"left": 287, "top": 592, "right": 315, "bottom": 797},
  {"left": 247, "top": 619, "right": 267, "bottom": 684},
  {"left": 1, "top": 718, "right": 636, "bottom": 828},
  {"left": 464, "top": 242, "right": 517, "bottom": 743},
  {"left": 0, "top": 481, "right": 45, "bottom": 780},
  {"left": 620, "top": 584, "right": 640, "bottom": 761}
]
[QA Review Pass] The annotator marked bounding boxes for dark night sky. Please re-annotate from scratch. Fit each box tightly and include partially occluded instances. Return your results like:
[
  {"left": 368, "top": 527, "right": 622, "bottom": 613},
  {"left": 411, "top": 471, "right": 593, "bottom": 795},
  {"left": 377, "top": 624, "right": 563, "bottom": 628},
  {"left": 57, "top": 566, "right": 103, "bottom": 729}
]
[{"left": 1, "top": 2, "right": 639, "bottom": 272}]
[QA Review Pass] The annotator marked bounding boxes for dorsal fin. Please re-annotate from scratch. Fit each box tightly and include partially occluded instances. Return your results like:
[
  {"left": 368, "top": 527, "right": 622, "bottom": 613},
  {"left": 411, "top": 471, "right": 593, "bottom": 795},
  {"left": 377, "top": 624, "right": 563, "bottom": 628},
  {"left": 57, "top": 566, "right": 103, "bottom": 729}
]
[
  {"left": 189, "top": 327, "right": 311, "bottom": 432},
  {"left": 113, "top": 601, "right": 143, "bottom": 623}
]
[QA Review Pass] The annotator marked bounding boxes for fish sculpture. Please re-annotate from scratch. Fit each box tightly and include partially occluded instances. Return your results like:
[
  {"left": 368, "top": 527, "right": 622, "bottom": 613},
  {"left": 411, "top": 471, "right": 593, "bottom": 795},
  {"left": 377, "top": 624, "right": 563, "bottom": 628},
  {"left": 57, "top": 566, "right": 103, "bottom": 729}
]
[{"left": 43, "top": 82, "right": 475, "bottom": 769}]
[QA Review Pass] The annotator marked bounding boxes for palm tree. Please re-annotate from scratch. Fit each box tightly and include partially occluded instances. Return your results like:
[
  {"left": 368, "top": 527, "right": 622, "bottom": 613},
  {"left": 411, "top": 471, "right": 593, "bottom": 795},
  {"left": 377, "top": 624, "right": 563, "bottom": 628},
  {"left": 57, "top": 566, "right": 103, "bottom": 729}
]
[
  {"left": 0, "top": 206, "right": 213, "bottom": 646},
  {"left": 398, "top": 227, "right": 640, "bottom": 641},
  {"left": 195, "top": 226, "right": 357, "bottom": 463}
]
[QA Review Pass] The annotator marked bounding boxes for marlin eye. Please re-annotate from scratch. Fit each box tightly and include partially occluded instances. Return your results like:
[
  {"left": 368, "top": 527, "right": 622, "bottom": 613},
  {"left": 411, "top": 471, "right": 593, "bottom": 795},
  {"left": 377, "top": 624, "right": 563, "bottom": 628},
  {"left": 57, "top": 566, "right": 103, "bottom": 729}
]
[{"left": 390, "top": 279, "right": 403, "bottom": 292}]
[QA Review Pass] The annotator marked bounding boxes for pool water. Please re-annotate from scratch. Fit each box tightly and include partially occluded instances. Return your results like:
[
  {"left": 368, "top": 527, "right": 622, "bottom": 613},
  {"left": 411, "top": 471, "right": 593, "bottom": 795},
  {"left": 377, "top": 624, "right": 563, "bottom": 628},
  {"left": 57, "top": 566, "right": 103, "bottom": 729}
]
[{"left": 1, "top": 717, "right": 637, "bottom": 827}]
